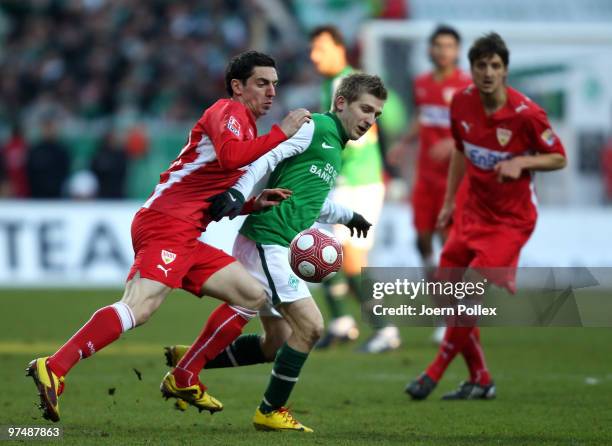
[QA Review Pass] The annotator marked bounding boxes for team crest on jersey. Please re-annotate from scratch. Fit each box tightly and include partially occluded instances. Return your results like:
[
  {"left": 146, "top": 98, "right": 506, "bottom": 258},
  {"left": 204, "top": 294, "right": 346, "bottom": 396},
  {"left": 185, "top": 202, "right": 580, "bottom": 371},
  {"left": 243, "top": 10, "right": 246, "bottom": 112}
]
[
  {"left": 442, "top": 87, "right": 456, "bottom": 104},
  {"left": 540, "top": 129, "right": 556, "bottom": 146},
  {"left": 227, "top": 116, "right": 241, "bottom": 137},
  {"left": 496, "top": 128, "right": 512, "bottom": 146},
  {"left": 161, "top": 250, "right": 177, "bottom": 265},
  {"left": 288, "top": 274, "right": 299, "bottom": 291}
]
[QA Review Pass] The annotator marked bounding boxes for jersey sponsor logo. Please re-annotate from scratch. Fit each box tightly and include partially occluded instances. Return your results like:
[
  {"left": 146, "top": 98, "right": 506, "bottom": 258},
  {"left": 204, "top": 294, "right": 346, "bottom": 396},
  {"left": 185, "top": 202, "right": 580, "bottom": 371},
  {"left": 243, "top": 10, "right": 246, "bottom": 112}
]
[
  {"left": 464, "top": 141, "right": 513, "bottom": 171},
  {"left": 419, "top": 105, "right": 450, "bottom": 128},
  {"left": 442, "top": 87, "right": 457, "bottom": 104},
  {"left": 321, "top": 142, "right": 335, "bottom": 149},
  {"left": 156, "top": 264, "right": 172, "bottom": 278},
  {"left": 540, "top": 129, "right": 556, "bottom": 147},
  {"left": 496, "top": 128, "right": 512, "bottom": 147},
  {"left": 161, "top": 249, "right": 176, "bottom": 265},
  {"left": 227, "top": 116, "right": 241, "bottom": 137},
  {"left": 309, "top": 162, "right": 338, "bottom": 186}
]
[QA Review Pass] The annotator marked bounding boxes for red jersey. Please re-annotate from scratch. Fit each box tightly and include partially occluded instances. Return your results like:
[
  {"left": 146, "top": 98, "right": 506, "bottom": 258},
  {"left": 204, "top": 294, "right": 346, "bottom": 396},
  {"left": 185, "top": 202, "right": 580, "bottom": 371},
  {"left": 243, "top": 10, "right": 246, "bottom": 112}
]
[
  {"left": 143, "top": 99, "right": 287, "bottom": 229},
  {"left": 2, "top": 135, "right": 29, "bottom": 197},
  {"left": 450, "top": 85, "right": 566, "bottom": 229},
  {"left": 413, "top": 68, "right": 472, "bottom": 187}
]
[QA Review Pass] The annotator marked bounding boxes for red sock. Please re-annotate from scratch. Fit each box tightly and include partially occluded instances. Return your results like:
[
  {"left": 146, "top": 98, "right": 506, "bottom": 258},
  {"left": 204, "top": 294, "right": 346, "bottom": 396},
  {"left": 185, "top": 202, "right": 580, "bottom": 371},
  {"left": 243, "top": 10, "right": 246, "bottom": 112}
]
[
  {"left": 47, "top": 303, "right": 135, "bottom": 377},
  {"left": 461, "top": 327, "right": 491, "bottom": 385},
  {"left": 425, "top": 326, "right": 473, "bottom": 382},
  {"left": 173, "top": 303, "right": 254, "bottom": 387}
]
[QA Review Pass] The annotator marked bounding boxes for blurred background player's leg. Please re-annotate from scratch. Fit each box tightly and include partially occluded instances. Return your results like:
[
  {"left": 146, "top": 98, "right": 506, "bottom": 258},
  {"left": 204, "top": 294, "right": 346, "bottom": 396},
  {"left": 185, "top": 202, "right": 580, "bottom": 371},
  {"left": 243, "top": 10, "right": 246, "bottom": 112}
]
[{"left": 317, "top": 183, "right": 400, "bottom": 353}]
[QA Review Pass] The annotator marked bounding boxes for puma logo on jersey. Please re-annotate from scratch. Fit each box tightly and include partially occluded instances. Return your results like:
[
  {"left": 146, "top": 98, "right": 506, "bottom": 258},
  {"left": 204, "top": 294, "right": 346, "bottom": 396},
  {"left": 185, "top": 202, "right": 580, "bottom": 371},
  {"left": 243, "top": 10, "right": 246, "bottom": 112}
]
[
  {"left": 321, "top": 142, "right": 334, "bottom": 149},
  {"left": 157, "top": 264, "right": 172, "bottom": 277},
  {"left": 515, "top": 102, "right": 529, "bottom": 113}
]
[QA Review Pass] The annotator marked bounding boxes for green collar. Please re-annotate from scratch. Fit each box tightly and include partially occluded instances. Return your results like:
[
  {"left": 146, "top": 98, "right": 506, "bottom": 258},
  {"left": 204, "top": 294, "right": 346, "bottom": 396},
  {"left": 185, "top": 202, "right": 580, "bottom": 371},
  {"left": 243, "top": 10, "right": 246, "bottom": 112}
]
[{"left": 325, "top": 112, "right": 349, "bottom": 145}]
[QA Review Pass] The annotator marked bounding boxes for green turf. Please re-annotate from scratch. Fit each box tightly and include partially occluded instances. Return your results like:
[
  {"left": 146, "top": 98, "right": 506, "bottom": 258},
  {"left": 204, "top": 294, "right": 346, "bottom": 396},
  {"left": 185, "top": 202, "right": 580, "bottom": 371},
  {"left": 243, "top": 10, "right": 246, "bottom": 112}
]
[{"left": 1, "top": 289, "right": 611, "bottom": 445}]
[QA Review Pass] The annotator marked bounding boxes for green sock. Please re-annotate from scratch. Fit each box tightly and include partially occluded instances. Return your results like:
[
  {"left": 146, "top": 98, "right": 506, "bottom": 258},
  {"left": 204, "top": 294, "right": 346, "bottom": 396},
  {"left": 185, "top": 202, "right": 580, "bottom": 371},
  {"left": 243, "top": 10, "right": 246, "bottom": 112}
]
[
  {"left": 259, "top": 343, "right": 309, "bottom": 413},
  {"left": 347, "top": 273, "right": 387, "bottom": 329},
  {"left": 322, "top": 271, "right": 349, "bottom": 319},
  {"left": 205, "top": 334, "right": 267, "bottom": 369}
]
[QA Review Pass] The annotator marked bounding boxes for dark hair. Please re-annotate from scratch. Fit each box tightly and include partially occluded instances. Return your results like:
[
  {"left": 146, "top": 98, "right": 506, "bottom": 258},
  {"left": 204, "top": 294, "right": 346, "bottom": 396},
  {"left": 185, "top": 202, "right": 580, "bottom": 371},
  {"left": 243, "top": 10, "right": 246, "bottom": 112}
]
[
  {"left": 225, "top": 51, "right": 276, "bottom": 97},
  {"left": 333, "top": 73, "right": 387, "bottom": 110},
  {"left": 309, "top": 25, "right": 346, "bottom": 47},
  {"left": 429, "top": 24, "right": 461, "bottom": 45},
  {"left": 468, "top": 32, "right": 509, "bottom": 67}
]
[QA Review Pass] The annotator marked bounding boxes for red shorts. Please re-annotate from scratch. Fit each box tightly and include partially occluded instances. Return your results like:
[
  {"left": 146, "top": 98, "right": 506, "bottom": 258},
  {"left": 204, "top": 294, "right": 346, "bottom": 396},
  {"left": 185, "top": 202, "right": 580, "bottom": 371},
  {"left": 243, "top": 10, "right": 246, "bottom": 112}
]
[
  {"left": 411, "top": 181, "right": 446, "bottom": 233},
  {"left": 127, "top": 208, "right": 235, "bottom": 296},
  {"left": 439, "top": 217, "right": 534, "bottom": 292}
]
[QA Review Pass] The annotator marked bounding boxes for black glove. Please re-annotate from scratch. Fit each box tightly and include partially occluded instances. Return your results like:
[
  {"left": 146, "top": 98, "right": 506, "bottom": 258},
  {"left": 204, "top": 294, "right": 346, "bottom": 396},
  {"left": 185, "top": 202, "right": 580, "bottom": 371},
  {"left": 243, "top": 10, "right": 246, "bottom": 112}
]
[
  {"left": 207, "top": 188, "right": 245, "bottom": 221},
  {"left": 345, "top": 212, "right": 371, "bottom": 238}
]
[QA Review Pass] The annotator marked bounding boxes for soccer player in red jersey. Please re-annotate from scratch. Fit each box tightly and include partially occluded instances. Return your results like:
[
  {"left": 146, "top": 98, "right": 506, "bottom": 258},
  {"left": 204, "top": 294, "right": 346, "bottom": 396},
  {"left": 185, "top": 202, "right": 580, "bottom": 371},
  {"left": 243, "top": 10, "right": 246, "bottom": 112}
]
[
  {"left": 26, "top": 51, "right": 312, "bottom": 422},
  {"left": 390, "top": 25, "right": 472, "bottom": 344},
  {"left": 405, "top": 33, "right": 567, "bottom": 400},
  {"left": 409, "top": 26, "right": 471, "bottom": 269}
]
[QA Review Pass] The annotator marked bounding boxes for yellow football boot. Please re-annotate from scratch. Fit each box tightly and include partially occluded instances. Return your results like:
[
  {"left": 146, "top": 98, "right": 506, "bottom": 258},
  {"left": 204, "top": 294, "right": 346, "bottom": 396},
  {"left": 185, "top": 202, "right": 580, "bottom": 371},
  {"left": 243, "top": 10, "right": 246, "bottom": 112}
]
[
  {"left": 163, "top": 346, "right": 191, "bottom": 410},
  {"left": 252, "top": 407, "right": 313, "bottom": 432},
  {"left": 160, "top": 372, "right": 223, "bottom": 414},
  {"left": 163, "top": 345, "right": 190, "bottom": 367},
  {"left": 26, "top": 357, "right": 64, "bottom": 422}
]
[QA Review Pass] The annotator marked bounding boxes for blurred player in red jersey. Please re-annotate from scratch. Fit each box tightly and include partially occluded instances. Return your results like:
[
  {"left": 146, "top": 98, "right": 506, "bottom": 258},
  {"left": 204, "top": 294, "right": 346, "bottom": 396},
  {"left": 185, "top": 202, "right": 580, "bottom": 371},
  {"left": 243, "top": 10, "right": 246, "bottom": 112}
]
[
  {"left": 26, "top": 51, "right": 311, "bottom": 422},
  {"left": 389, "top": 25, "right": 471, "bottom": 344},
  {"left": 405, "top": 33, "right": 567, "bottom": 400},
  {"left": 392, "top": 25, "right": 471, "bottom": 269}
]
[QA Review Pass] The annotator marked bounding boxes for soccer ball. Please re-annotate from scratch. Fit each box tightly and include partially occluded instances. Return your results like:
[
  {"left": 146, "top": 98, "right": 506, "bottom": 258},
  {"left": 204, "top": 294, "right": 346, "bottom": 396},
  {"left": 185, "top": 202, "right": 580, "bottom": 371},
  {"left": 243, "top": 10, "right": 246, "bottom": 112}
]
[{"left": 289, "top": 228, "right": 343, "bottom": 283}]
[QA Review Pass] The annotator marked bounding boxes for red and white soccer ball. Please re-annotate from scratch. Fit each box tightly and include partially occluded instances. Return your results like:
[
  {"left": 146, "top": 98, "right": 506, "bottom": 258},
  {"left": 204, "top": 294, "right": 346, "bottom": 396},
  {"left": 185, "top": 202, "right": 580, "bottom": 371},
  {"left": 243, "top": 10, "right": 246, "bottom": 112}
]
[{"left": 289, "top": 228, "right": 343, "bottom": 283}]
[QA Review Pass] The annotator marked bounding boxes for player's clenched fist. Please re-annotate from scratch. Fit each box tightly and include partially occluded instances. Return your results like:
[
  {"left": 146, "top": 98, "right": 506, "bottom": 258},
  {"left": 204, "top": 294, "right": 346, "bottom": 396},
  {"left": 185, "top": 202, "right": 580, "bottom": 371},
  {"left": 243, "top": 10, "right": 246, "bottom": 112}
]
[
  {"left": 436, "top": 202, "right": 454, "bottom": 229},
  {"left": 494, "top": 158, "right": 523, "bottom": 183},
  {"left": 279, "top": 108, "right": 312, "bottom": 137}
]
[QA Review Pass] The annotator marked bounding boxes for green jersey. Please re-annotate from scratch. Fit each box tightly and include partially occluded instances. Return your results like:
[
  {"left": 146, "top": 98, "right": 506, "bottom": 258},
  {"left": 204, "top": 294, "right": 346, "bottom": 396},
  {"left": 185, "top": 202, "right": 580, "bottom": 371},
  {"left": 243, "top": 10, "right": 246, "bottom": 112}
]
[
  {"left": 236, "top": 113, "right": 353, "bottom": 247},
  {"left": 321, "top": 65, "right": 383, "bottom": 187}
]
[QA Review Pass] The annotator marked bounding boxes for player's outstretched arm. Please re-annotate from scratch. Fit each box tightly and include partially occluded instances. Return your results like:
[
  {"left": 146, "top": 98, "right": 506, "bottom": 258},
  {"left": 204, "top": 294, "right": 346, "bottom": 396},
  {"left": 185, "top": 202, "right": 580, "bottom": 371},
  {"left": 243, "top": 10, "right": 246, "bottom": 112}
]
[
  {"left": 316, "top": 198, "right": 371, "bottom": 238},
  {"left": 316, "top": 197, "right": 353, "bottom": 225},
  {"left": 232, "top": 120, "right": 316, "bottom": 199},
  {"left": 213, "top": 109, "right": 312, "bottom": 171}
]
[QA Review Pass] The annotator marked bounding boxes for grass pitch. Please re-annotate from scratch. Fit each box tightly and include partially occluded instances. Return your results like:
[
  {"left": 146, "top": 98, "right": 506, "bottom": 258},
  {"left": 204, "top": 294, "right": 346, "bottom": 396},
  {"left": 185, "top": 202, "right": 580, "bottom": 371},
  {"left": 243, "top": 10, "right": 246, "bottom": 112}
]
[{"left": 1, "top": 289, "right": 611, "bottom": 445}]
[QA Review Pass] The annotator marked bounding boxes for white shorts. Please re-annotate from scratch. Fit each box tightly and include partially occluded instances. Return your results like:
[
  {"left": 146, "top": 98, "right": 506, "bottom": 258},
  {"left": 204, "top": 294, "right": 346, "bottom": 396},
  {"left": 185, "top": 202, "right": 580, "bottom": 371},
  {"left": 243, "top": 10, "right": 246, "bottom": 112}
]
[
  {"left": 319, "top": 182, "right": 385, "bottom": 250},
  {"left": 232, "top": 234, "right": 311, "bottom": 317}
]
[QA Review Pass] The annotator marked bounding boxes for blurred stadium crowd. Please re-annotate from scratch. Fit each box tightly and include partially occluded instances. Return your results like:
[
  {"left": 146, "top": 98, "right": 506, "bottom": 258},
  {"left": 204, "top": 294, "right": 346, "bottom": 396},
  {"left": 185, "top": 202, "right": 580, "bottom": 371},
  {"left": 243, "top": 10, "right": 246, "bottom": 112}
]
[
  {"left": 0, "top": 0, "right": 406, "bottom": 199},
  {"left": 1, "top": 0, "right": 611, "bottom": 201}
]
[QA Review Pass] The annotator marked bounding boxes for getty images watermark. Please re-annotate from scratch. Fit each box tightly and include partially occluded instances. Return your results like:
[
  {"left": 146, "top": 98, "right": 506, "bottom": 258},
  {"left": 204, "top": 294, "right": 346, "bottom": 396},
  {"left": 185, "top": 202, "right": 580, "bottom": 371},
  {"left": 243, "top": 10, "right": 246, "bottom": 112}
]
[
  {"left": 372, "top": 277, "right": 494, "bottom": 317},
  {"left": 361, "top": 267, "right": 612, "bottom": 327}
]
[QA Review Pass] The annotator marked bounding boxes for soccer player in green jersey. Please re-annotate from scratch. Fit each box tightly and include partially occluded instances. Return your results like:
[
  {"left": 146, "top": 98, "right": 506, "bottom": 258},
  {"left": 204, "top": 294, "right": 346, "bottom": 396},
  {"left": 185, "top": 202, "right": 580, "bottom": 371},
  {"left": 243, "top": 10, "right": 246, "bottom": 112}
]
[
  {"left": 309, "top": 25, "right": 401, "bottom": 353},
  {"left": 164, "top": 73, "right": 387, "bottom": 432}
]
